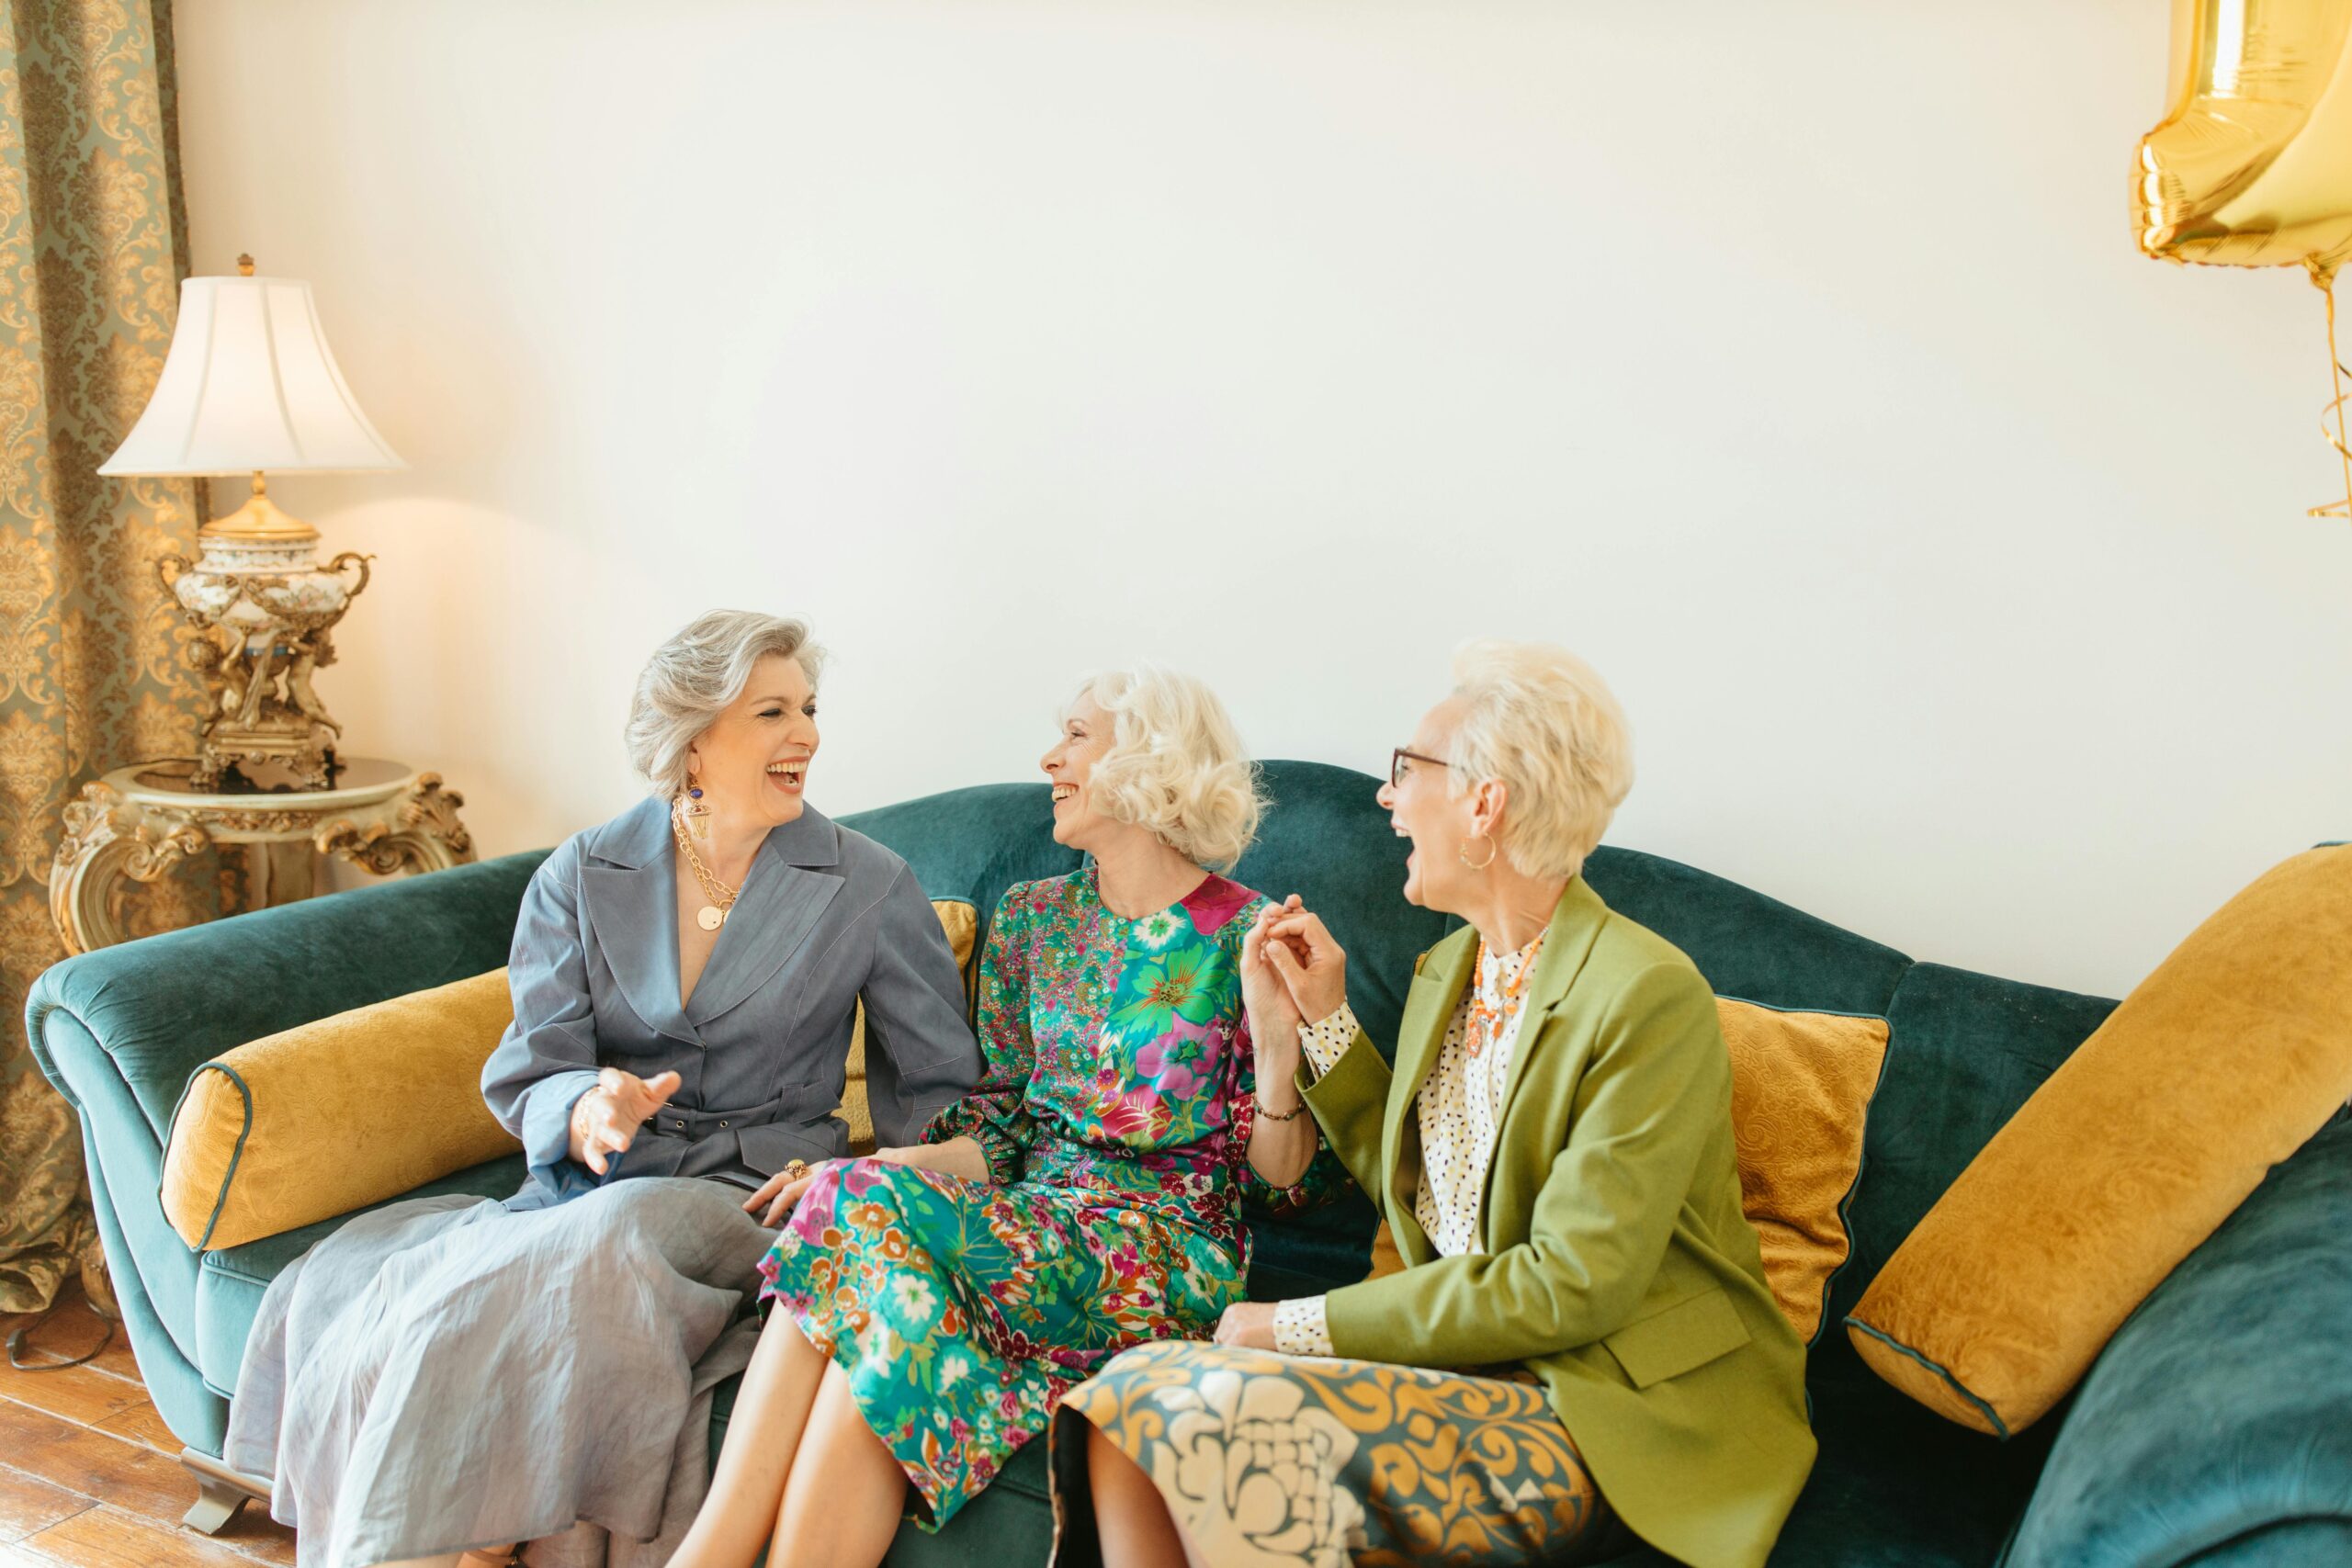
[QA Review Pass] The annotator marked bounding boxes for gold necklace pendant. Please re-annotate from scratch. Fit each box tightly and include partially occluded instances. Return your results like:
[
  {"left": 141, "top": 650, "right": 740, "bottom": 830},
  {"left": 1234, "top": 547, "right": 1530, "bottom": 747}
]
[{"left": 672, "top": 807, "right": 740, "bottom": 934}]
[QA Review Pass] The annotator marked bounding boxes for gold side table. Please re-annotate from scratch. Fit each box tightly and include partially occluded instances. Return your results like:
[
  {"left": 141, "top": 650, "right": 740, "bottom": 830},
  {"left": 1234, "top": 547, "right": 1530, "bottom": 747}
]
[{"left": 49, "top": 757, "right": 475, "bottom": 956}]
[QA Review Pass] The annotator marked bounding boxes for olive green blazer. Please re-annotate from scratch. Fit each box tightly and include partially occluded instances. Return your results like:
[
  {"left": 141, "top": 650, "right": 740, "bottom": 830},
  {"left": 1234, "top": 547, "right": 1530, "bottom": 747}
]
[{"left": 1302, "top": 878, "right": 1815, "bottom": 1568}]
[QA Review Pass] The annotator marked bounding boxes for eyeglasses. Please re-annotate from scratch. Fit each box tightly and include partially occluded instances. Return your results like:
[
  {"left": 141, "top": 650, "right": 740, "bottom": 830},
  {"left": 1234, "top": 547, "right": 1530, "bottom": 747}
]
[{"left": 1389, "top": 748, "right": 1448, "bottom": 789}]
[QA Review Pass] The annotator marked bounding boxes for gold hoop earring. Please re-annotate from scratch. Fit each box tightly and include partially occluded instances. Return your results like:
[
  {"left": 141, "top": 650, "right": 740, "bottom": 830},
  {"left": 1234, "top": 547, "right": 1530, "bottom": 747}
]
[{"left": 1458, "top": 834, "right": 1498, "bottom": 871}]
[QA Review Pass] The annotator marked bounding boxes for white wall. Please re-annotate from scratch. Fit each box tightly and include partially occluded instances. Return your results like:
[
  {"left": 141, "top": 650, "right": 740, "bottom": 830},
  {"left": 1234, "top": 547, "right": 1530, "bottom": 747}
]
[{"left": 172, "top": 0, "right": 2352, "bottom": 998}]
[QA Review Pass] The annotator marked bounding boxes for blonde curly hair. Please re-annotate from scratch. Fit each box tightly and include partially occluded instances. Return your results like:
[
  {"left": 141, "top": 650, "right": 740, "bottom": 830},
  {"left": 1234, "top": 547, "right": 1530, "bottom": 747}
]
[{"left": 1069, "top": 666, "right": 1264, "bottom": 874}]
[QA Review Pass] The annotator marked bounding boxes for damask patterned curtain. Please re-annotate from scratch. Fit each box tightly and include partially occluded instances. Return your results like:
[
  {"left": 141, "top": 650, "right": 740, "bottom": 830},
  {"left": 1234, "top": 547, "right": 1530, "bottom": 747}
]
[{"left": 0, "top": 0, "right": 223, "bottom": 1313}]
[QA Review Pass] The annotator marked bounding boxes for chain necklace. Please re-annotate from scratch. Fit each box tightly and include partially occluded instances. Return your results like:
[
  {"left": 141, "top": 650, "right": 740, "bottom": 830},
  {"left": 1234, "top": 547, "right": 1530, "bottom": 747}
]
[{"left": 672, "top": 803, "right": 741, "bottom": 931}]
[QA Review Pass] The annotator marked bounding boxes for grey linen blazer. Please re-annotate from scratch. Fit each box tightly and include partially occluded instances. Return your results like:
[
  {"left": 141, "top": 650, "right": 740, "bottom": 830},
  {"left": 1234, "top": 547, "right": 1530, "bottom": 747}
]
[{"left": 481, "top": 795, "right": 980, "bottom": 1208}]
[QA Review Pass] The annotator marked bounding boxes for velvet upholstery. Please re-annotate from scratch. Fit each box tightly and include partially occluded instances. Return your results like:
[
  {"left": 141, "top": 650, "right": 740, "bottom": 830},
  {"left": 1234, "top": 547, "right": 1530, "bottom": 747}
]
[
  {"left": 840, "top": 782, "right": 1081, "bottom": 962},
  {"left": 2178, "top": 1522, "right": 2352, "bottom": 1566},
  {"left": 2004, "top": 1111, "right": 2352, "bottom": 1566},
  {"left": 1613, "top": 1373, "right": 2061, "bottom": 1568},
  {"left": 24, "top": 772, "right": 2346, "bottom": 1568},
  {"left": 1581, "top": 846, "right": 1912, "bottom": 1018}
]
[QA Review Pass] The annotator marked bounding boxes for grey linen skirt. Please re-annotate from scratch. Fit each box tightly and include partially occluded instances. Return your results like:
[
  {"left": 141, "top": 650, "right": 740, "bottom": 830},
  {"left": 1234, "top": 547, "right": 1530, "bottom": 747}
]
[{"left": 227, "top": 1176, "right": 774, "bottom": 1568}]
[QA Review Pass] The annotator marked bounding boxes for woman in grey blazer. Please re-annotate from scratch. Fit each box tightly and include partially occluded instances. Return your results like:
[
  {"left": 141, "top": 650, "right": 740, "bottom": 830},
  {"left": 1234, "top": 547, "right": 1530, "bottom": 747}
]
[{"left": 225, "top": 611, "right": 982, "bottom": 1568}]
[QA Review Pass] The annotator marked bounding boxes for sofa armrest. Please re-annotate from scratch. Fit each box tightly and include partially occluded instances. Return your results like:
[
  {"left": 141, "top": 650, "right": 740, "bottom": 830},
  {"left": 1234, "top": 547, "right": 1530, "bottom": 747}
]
[
  {"left": 23, "top": 853, "right": 543, "bottom": 1390},
  {"left": 28, "top": 852, "right": 545, "bottom": 1145},
  {"left": 2004, "top": 1113, "right": 2352, "bottom": 1567}
]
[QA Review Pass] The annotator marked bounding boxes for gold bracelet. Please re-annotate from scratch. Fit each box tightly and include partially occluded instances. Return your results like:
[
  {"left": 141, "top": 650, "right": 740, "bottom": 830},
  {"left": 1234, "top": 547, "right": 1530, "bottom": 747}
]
[{"left": 1254, "top": 1094, "right": 1307, "bottom": 1122}]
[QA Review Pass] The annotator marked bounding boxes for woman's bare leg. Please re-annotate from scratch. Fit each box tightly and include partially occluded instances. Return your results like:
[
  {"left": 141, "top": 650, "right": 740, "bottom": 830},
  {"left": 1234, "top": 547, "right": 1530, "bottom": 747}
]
[
  {"left": 668, "top": 1314, "right": 832, "bottom": 1568},
  {"left": 1083, "top": 1416, "right": 1201, "bottom": 1568},
  {"left": 765, "top": 1361, "right": 907, "bottom": 1568}
]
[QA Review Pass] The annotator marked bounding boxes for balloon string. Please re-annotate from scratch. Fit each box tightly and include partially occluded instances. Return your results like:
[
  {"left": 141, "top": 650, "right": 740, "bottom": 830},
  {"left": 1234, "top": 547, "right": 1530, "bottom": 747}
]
[{"left": 2312, "top": 277, "right": 2352, "bottom": 521}]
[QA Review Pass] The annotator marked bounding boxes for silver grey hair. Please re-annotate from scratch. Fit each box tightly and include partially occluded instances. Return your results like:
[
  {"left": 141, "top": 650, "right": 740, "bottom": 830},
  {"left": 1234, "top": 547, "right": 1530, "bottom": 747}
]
[{"left": 625, "top": 610, "right": 825, "bottom": 795}]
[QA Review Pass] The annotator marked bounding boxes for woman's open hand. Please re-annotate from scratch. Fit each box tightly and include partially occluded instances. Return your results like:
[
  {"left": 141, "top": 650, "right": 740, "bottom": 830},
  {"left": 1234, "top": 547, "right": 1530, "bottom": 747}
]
[
  {"left": 1263, "top": 903, "right": 1348, "bottom": 1024},
  {"left": 567, "top": 1066, "right": 681, "bottom": 1175}
]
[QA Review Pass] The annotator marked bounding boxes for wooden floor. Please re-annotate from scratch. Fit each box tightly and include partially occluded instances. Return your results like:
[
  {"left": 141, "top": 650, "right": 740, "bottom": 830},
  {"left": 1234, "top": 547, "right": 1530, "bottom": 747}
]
[{"left": 0, "top": 1288, "right": 296, "bottom": 1567}]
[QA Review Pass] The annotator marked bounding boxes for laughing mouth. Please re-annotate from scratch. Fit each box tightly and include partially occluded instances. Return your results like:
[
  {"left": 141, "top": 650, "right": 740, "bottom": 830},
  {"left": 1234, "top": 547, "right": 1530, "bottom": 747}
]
[
  {"left": 767, "top": 759, "right": 809, "bottom": 786},
  {"left": 1052, "top": 784, "right": 1079, "bottom": 803}
]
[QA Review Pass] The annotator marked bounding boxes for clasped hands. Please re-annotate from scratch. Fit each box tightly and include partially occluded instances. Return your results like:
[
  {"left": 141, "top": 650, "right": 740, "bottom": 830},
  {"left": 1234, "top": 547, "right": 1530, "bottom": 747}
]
[
  {"left": 1222, "top": 896, "right": 1351, "bottom": 1353},
  {"left": 1238, "top": 895, "right": 1350, "bottom": 1049}
]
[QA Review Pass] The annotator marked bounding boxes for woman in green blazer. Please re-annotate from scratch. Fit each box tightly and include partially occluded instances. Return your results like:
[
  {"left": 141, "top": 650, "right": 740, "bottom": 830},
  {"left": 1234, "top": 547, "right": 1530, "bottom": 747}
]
[{"left": 1056, "top": 641, "right": 1815, "bottom": 1568}]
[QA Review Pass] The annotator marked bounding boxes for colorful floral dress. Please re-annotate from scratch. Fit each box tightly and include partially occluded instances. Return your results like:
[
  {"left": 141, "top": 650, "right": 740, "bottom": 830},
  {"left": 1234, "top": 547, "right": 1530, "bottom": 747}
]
[{"left": 756, "top": 866, "right": 1349, "bottom": 1527}]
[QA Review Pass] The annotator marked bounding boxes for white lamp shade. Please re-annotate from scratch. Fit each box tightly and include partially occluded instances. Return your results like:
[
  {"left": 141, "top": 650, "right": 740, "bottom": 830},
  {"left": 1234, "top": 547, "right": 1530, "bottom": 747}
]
[{"left": 99, "top": 274, "right": 405, "bottom": 477}]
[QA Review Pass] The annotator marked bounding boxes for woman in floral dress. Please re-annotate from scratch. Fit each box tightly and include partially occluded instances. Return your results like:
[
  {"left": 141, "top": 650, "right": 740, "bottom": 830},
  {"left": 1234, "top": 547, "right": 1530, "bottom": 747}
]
[{"left": 670, "top": 667, "right": 1348, "bottom": 1568}]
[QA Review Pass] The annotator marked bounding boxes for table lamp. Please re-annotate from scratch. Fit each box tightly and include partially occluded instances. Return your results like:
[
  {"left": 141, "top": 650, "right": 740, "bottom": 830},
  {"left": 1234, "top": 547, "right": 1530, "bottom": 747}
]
[{"left": 99, "top": 254, "right": 404, "bottom": 790}]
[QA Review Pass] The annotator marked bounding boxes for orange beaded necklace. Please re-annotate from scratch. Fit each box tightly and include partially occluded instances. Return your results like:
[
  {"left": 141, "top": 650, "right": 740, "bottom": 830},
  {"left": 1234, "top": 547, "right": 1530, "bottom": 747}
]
[{"left": 1463, "top": 930, "right": 1547, "bottom": 1059}]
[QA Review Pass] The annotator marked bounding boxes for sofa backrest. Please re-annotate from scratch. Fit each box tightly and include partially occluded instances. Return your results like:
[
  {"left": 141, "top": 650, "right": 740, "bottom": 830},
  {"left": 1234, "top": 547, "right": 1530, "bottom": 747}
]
[
  {"left": 29, "top": 759, "right": 2119, "bottom": 1376},
  {"left": 845, "top": 759, "right": 2122, "bottom": 1338}
]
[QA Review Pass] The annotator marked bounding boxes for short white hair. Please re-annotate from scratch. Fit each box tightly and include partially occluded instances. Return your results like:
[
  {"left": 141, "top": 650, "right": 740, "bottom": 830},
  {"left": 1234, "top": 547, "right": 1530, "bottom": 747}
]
[
  {"left": 1071, "top": 666, "right": 1264, "bottom": 874},
  {"left": 1446, "top": 639, "right": 1634, "bottom": 880},
  {"left": 626, "top": 610, "right": 825, "bottom": 795}
]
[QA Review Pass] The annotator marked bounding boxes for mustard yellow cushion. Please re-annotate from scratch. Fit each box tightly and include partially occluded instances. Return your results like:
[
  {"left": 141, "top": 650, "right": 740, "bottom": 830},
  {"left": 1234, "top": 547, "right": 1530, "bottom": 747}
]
[
  {"left": 1361, "top": 996, "right": 1885, "bottom": 1347},
  {"left": 1719, "top": 998, "right": 1889, "bottom": 1343},
  {"left": 839, "top": 900, "right": 980, "bottom": 1150},
  {"left": 161, "top": 969, "right": 520, "bottom": 1251},
  {"left": 1848, "top": 844, "right": 2352, "bottom": 1436}
]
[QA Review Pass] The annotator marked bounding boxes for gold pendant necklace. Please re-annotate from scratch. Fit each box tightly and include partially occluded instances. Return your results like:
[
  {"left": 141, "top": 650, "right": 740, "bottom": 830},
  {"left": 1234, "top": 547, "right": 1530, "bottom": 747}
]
[{"left": 673, "top": 800, "right": 741, "bottom": 931}]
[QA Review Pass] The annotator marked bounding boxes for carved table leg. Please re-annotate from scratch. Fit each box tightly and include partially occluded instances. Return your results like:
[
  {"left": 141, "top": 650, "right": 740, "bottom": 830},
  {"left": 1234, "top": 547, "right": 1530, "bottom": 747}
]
[
  {"left": 49, "top": 784, "right": 210, "bottom": 956},
  {"left": 50, "top": 830, "right": 133, "bottom": 957},
  {"left": 251, "top": 840, "right": 319, "bottom": 907}
]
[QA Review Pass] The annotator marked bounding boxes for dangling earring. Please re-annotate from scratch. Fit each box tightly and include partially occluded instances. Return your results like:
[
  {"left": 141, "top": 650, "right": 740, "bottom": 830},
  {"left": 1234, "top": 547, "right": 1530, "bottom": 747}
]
[
  {"left": 1458, "top": 833, "right": 1498, "bottom": 871},
  {"left": 680, "top": 767, "right": 712, "bottom": 840}
]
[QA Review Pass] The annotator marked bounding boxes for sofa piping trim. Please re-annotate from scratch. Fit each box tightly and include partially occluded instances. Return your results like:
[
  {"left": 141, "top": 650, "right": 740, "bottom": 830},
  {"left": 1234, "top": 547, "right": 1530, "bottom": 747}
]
[
  {"left": 159, "top": 1060, "right": 256, "bottom": 1255},
  {"left": 1842, "top": 1315, "right": 2012, "bottom": 1439}
]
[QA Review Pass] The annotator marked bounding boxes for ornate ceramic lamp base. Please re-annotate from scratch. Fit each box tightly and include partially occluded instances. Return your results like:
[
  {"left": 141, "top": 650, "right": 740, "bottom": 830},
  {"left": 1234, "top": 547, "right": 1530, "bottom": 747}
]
[
  {"left": 50, "top": 758, "right": 474, "bottom": 955},
  {"left": 158, "top": 476, "right": 373, "bottom": 792}
]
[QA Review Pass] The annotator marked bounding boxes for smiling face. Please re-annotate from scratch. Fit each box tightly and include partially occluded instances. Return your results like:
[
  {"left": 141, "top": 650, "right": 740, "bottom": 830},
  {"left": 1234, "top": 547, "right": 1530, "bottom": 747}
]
[
  {"left": 1041, "top": 694, "right": 1120, "bottom": 855},
  {"left": 1375, "top": 694, "right": 1494, "bottom": 914},
  {"left": 685, "top": 652, "right": 820, "bottom": 829}
]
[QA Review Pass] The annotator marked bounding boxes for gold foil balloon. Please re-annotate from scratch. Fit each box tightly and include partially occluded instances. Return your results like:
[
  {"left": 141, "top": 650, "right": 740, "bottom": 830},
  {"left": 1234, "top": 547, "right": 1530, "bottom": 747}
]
[
  {"left": 2135, "top": 0, "right": 2352, "bottom": 517},
  {"left": 2137, "top": 0, "right": 2352, "bottom": 276}
]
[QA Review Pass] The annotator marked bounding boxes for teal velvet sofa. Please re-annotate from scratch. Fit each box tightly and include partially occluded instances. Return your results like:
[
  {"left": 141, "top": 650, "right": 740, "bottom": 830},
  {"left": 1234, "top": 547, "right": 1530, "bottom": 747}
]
[{"left": 27, "top": 761, "right": 2352, "bottom": 1566}]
